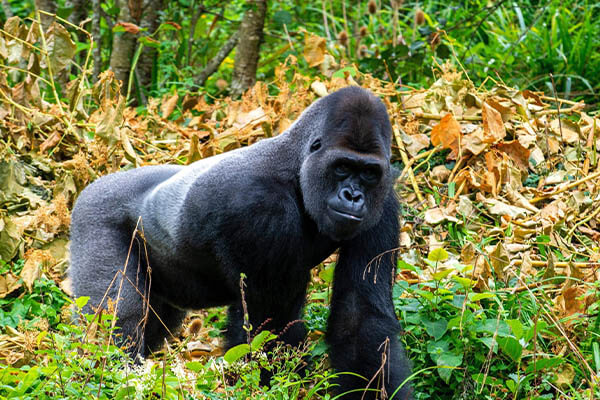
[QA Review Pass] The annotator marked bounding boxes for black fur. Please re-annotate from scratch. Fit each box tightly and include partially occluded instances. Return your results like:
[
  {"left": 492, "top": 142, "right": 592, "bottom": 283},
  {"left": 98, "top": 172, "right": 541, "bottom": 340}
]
[{"left": 69, "top": 86, "right": 412, "bottom": 399}]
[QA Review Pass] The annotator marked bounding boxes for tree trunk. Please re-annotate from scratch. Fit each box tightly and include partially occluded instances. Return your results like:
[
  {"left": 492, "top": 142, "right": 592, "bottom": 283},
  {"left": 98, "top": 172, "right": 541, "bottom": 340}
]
[
  {"left": 66, "top": 0, "right": 89, "bottom": 39},
  {"left": 230, "top": 0, "right": 267, "bottom": 98},
  {"left": 91, "top": 0, "right": 102, "bottom": 82},
  {"left": 109, "top": 0, "right": 139, "bottom": 92},
  {"left": 34, "top": 0, "right": 57, "bottom": 30},
  {"left": 137, "top": 0, "right": 163, "bottom": 99}
]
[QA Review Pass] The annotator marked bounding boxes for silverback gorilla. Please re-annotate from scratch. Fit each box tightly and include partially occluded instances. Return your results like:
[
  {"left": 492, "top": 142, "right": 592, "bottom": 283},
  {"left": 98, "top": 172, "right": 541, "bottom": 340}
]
[{"left": 69, "top": 86, "right": 412, "bottom": 399}]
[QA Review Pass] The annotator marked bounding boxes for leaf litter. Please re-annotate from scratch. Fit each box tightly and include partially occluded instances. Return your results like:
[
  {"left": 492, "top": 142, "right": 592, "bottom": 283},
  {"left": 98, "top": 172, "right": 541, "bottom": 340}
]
[{"left": 0, "top": 17, "right": 599, "bottom": 392}]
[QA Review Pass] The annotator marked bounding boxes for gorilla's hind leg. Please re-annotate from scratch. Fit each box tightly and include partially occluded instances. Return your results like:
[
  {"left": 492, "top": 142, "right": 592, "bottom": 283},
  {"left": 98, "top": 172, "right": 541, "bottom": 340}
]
[{"left": 143, "top": 297, "right": 186, "bottom": 355}]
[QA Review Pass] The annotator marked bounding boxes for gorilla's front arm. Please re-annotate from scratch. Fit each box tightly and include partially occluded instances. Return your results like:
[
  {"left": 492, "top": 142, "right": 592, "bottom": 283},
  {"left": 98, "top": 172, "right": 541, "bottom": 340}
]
[
  {"left": 69, "top": 86, "right": 412, "bottom": 399},
  {"left": 328, "top": 194, "right": 411, "bottom": 399}
]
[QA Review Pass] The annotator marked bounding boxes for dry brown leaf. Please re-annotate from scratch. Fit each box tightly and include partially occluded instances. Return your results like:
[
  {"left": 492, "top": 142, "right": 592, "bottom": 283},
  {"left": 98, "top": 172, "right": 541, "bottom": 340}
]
[
  {"left": 550, "top": 118, "right": 580, "bottom": 144},
  {"left": 39, "top": 132, "right": 61, "bottom": 153},
  {"left": 424, "top": 207, "right": 459, "bottom": 225},
  {"left": 482, "top": 102, "right": 506, "bottom": 143},
  {"left": 487, "top": 97, "right": 513, "bottom": 116},
  {"left": 405, "top": 134, "right": 430, "bottom": 157},
  {"left": 399, "top": 231, "right": 411, "bottom": 247},
  {"left": 554, "top": 363, "right": 575, "bottom": 388},
  {"left": 431, "top": 165, "right": 451, "bottom": 182},
  {"left": 489, "top": 242, "right": 509, "bottom": 281},
  {"left": 472, "top": 255, "right": 491, "bottom": 291},
  {"left": 115, "top": 21, "right": 141, "bottom": 35},
  {"left": 21, "top": 249, "right": 53, "bottom": 292},
  {"left": 0, "top": 273, "right": 21, "bottom": 298},
  {"left": 161, "top": 93, "right": 179, "bottom": 119},
  {"left": 303, "top": 33, "right": 326, "bottom": 67},
  {"left": 495, "top": 140, "right": 530, "bottom": 171},
  {"left": 310, "top": 81, "right": 328, "bottom": 97},
  {"left": 485, "top": 198, "right": 531, "bottom": 219},
  {"left": 578, "top": 226, "right": 600, "bottom": 241},
  {"left": 462, "top": 128, "right": 487, "bottom": 156},
  {"left": 430, "top": 113, "right": 461, "bottom": 159}
]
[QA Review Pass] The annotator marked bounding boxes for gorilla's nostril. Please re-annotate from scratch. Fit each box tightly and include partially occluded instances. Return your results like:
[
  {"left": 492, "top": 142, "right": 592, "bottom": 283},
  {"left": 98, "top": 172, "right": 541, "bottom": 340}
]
[{"left": 343, "top": 189, "right": 353, "bottom": 201}]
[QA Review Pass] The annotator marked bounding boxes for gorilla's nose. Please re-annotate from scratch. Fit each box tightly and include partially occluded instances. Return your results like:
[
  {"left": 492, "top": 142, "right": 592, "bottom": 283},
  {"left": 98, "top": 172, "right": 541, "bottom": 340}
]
[{"left": 340, "top": 187, "right": 365, "bottom": 209}]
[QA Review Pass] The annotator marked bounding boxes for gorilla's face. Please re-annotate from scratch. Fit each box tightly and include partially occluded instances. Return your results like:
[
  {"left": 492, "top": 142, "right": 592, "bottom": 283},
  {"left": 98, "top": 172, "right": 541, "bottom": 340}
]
[{"left": 299, "top": 88, "right": 393, "bottom": 241}]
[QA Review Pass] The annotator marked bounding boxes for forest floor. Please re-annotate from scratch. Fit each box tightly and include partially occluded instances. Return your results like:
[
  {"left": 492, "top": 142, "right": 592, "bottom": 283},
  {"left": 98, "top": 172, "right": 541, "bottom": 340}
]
[{"left": 1, "top": 17, "right": 599, "bottom": 400}]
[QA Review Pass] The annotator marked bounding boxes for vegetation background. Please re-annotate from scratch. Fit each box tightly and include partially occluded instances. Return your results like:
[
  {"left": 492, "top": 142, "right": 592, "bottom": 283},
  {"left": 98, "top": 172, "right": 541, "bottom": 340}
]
[{"left": 0, "top": 0, "right": 599, "bottom": 399}]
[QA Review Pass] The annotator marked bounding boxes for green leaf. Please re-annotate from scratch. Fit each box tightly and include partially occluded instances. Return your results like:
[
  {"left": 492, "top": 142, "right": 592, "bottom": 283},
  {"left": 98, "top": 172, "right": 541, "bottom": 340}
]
[
  {"left": 436, "top": 353, "right": 462, "bottom": 384},
  {"left": 75, "top": 296, "right": 89, "bottom": 309},
  {"left": 475, "top": 319, "right": 511, "bottom": 337},
  {"left": 432, "top": 269, "right": 452, "bottom": 281},
  {"left": 470, "top": 292, "right": 495, "bottom": 302},
  {"left": 138, "top": 36, "right": 161, "bottom": 49},
  {"left": 506, "top": 319, "right": 523, "bottom": 340},
  {"left": 506, "top": 378, "right": 517, "bottom": 393},
  {"left": 112, "top": 24, "right": 127, "bottom": 33},
  {"left": 452, "top": 276, "right": 474, "bottom": 288},
  {"left": 250, "top": 330, "right": 277, "bottom": 351},
  {"left": 397, "top": 260, "right": 418, "bottom": 272},
  {"left": 318, "top": 263, "right": 335, "bottom": 283},
  {"left": 273, "top": 10, "right": 292, "bottom": 26},
  {"left": 185, "top": 361, "right": 204, "bottom": 372},
  {"left": 224, "top": 343, "right": 250, "bottom": 363},
  {"left": 423, "top": 319, "right": 448, "bottom": 341},
  {"left": 428, "top": 248, "right": 449, "bottom": 262},
  {"left": 115, "top": 386, "right": 137, "bottom": 400},
  {"left": 524, "top": 357, "right": 563, "bottom": 374},
  {"left": 497, "top": 337, "right": 523, "bottom": 363},
  {"left": 332, "top": 66, "right": 357, "bottom": 79},
  {"left": 415, "top": 289, "right": 434, "bottom": 302}
]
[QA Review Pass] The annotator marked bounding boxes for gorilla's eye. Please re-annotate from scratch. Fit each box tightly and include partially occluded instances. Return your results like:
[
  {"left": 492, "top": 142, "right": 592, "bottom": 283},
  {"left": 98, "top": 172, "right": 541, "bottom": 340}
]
[
  {"left": 361, "top": 169, "right": 380, "bottom": 184},
  {"left": 310, "top": 139, "right": 322, "bottom": 152},
  {"left": 334, "top": 164, "right": 351, "bottom": 178}
]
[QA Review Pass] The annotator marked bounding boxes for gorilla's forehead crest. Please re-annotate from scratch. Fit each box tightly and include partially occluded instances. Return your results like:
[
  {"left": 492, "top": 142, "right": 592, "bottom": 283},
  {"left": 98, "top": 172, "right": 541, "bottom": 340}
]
[{"left": 323, "top": 87, "right": 391, "bottom": 154}]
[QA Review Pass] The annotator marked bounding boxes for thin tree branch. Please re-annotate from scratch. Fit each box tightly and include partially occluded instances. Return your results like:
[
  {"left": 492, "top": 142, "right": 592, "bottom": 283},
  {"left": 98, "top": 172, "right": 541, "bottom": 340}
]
[{"left": 194, "top": 29, "right": 240, "bottom": 87}]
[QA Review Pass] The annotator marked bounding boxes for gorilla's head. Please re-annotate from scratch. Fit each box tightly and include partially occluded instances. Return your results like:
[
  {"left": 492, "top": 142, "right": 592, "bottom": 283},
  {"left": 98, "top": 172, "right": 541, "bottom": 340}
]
[{"left": 299, "top": 87, "right": 393, "bottom": 241}]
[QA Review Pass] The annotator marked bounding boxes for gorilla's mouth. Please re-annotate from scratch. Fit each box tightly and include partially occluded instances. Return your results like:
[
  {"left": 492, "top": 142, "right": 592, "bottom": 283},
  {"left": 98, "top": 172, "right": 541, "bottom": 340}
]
[{"left": 328, "top": 207, "right": 363, "bottom": 222}]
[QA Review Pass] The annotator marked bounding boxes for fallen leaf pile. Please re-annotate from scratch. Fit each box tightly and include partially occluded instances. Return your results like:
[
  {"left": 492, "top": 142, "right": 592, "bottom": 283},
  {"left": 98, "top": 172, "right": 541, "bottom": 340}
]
[{"left": 0, "top": 18, "right": 598, "bottom": 372}]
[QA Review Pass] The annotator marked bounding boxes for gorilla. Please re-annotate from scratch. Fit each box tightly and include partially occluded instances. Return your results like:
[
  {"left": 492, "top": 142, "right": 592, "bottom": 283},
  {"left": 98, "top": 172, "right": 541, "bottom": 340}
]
[{"left": 69, "top": 86, "right": 412, "bottom": 399}]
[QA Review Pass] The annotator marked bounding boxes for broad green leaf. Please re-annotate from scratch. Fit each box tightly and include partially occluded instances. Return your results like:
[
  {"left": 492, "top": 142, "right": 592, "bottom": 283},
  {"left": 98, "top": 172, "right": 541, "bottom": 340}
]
[
  {"left": 332, "top": 66, "right": 357, "bottom": 79},
  {"left": 452, "top": 276, "right": 475, "bottom": 288},
  {"left": 318, "top": 263, "right": 335, "bottom": 283},
  {"left": 224, "top": 343, "right": 250, "bottom": 363},
  {"left": 428, "top": 248, "right": 449, "bottom": 262},
  {"left": 75, "top": 296, "right": 89, "bottom": 309},
  {"left": 470, "top": 292, "right": 495, "bottom": 302},
  {"left": 185, "top": 361, "right": 204, "bottom": 372},
  {"left": 138, "top": 36, "right": 161, "bottom": 49},
  {"left": 415, "top": 289, "right": 434, "bottom": 302},
  {"left": 250, "top": 330, "right": 277, "bottom": 351},
  {"left": 423, "top": 319, "right": 448, "bottom": 341},
  {"left": 397, "top": 260, "right": 418, "bottom": 272},
  {"left": 432, "top": 269, "right": 452, "bottom": 281},
  {"left": 475, "top": 319, "right": 511, "bottom": 337},
  {"left": 506, "top": 378, "right": 517, "bottom": 392},
  {"left": 524, "top": 357, "right": 563, "bottom": 374},
  {"left": 436, "top": 353, "right": 462, "bottom": 384},
  {"left": 498, "top": 337, "right": 523, "bottom": 363},
  {"left": 506, "top": 319, "right": 523, "bottom": 340}
]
